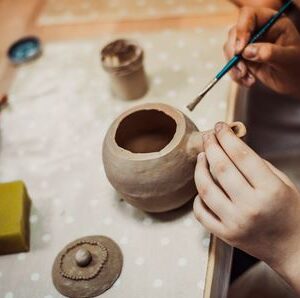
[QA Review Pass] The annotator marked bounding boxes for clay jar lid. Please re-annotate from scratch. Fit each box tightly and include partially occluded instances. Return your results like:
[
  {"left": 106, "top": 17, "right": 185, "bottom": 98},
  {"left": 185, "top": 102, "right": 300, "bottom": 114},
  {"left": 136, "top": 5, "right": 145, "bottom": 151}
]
[
  {"left": 101, "top": 39, "right": 144, "bottom": 76},
  {"left": 52, "top": 235, "right": 123, "bottom": 298}
]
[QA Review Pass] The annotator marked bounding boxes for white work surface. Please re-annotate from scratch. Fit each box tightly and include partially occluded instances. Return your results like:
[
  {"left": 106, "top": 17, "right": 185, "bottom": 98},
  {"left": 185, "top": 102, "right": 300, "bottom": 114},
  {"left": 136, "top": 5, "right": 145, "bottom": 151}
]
[{"left": 0, "top": 27, "right": 231, "bottom": 298}]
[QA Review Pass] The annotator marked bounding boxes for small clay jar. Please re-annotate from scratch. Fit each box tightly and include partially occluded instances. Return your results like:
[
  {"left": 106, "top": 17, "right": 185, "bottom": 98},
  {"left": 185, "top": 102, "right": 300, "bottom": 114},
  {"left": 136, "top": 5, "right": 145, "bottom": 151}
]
[
  {"left": 101, "top": 39, "right": 148, "bottom": 100},
  {"left": 102, "top": 103, "right": 246, "bottom": 213}
]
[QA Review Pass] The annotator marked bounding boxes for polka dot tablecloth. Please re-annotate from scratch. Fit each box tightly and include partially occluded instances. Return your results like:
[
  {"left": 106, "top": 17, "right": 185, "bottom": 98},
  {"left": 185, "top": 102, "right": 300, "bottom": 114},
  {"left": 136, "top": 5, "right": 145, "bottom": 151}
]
[
  {"left": 37, "top": 0, "right": 235, "bottom": 25},
  {"left": 0, "top": 27, "right": 231, "bottom": 297}
]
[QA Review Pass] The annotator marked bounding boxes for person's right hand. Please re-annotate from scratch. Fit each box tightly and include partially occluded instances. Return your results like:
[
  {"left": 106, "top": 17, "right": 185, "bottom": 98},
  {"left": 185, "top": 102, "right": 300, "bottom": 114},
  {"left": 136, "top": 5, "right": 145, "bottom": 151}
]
[{"left": 224, "top": 7, "right": 300, "bottom": 99}]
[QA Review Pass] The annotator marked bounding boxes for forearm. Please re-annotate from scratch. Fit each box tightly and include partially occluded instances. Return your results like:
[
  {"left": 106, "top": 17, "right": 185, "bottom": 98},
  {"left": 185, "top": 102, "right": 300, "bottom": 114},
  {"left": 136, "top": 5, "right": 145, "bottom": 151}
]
[{"left": 269, "top": 239, "right": 300, "bottom": 295}]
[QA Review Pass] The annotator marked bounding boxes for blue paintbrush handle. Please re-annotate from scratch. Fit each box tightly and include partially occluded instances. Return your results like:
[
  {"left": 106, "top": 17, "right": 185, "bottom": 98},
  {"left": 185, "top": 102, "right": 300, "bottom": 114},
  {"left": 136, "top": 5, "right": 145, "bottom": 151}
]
[{"left": 216, "top": 0, "right": 294, "bottom": 80}]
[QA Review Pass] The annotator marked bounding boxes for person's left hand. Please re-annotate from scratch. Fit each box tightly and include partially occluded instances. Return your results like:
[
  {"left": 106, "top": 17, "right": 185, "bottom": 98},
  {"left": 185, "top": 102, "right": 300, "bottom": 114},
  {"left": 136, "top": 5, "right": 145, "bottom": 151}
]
[{"left": 193, "top": 122, "right": 300, "bottom": 293}]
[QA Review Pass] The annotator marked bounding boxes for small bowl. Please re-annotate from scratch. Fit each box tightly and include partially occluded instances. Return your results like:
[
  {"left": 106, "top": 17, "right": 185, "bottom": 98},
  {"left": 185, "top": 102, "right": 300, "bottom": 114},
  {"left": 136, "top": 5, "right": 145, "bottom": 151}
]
[{"left": 7, "top": 36, "right": 42, "bottom": 65}]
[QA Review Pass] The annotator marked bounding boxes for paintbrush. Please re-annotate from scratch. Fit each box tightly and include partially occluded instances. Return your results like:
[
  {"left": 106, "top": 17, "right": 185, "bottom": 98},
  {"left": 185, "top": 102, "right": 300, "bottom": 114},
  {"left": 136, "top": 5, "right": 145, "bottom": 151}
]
[{"left": 187, "top": 0, "right": 294, "bottom": 111}]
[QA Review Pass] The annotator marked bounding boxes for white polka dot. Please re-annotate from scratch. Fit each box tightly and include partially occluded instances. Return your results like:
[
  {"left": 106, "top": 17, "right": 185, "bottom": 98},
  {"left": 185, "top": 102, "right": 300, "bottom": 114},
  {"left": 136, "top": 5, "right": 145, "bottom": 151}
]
[
  {"left": 103, "top": 217, "right": 112, "bottom": 225},
  {"left": 205, "top": 62, "right": 215, "bottom": 69},
  {"left": 136, "top": 0, "right": 146, "bottom": 7},
  {"left": 31, "top": 273, "right": 40, "bottom": 281},
  {"left": 28, "top": 121, "right": 36, "bottom": 129},
  {"left": 147, "top": 7, "right": 157, "bottom": 15},
  {"left": 218, "top": 101, "right": 226, "bottom": 110},
  {"left": 17, "top": 253, "right": 26, "bottom": 261},
  {"left": 177, "top": 39, "right": 186, "bottom": 48},
  {"left": 167, "top": 90, "right": 177, "bottom": 98},
  {"left": 30, "top": 214, "right": 38, "bottom": 224},
  {"left": 4, "top": 292, "right": 14, "bottom": 298},
  {"left": 183, "top": 218, "right": 193, "bottom": 227},
  {"left": 135, "top": 257, "right": 145, "bottom": 266},
  {"left": 41, "top": 180, "right": 49, "bottom": 189},
  {"left": 158, "top": 52, "right": 168, "bottom": 61},
  {"left": 120, "top": 236, "right": 128, "bottom": 245},
  {"left": 65, "top": 215, "right": 74, "bottom": 224},
  {"left": 209, "top": 37, "right": 217, "bottom": 45},
  {"left": 187, "top": 76, "right": 196, "bottom": 84},
  {"left": 194, "top": 27, "right": 204, "bottom": 34},
  {"left": 143, "top": 217, "right": 153, "bottom": 226},
  {"left": 174, "top": 6, "right": 187, "bottom": 13},
  {"left": 62, "top": 163, "right": 71, "bottom": 172},
  {"left": 89, "top": 199, "right": 99, "bottom": 207},
  {"left": 172, "top": 64, "right": 182, "bottom": 72},
  {"left": 192, "top": 51, "right": 200, "bottom": 58},
  {"left": 42, "top": 234, "right": 51, "bottom": 243},
  {"left": 178, "top": 257, "right": 188, "bottom": 267},
  {"left": 153, "top": 279, "right": 163, "bottom": 288},
  {"left": 153, "top": 76, "right": 162, "bottom": 85},
  {"left": 17, "top": 149, "right": 25, "bottom": 157},
  {"left": 53, "top": 198, "right": 62, "bottom": 206},
  {"left": 118, "top": 9, "right": 129, "bottom": 17},
  {"left": 144, "top": 41, "right": 153, "bottom": 49},
  {"left": 207, "top": 4, "right": 217, "bottom": 13},
  {"left": 197, "top": 280, "right": 205, "bottom": 290},
  {"left": 198, "top": 118, "right": 208, "bottom": 126},
  {"left": 160, "top": 237, "right": 170, "bottom": 246},
  {"left": 202, "top": 237, "right": 210, "bottom": 248}
]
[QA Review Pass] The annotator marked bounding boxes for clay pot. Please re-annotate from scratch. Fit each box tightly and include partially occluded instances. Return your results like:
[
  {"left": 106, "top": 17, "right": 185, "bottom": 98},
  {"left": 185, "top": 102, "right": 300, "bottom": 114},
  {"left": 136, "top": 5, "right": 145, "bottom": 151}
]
[
  {"left": 102, "top": 103, "right": 246, "bottom": 213},
  {"left": 101, "top": 39, "right": 148, "bottom": 100}
]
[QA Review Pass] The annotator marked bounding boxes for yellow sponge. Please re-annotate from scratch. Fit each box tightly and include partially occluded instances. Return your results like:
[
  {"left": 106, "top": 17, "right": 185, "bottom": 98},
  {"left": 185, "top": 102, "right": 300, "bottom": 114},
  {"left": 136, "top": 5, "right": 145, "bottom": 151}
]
[{"left": 0, "top": 181, "right": 31, "bottom": 255}]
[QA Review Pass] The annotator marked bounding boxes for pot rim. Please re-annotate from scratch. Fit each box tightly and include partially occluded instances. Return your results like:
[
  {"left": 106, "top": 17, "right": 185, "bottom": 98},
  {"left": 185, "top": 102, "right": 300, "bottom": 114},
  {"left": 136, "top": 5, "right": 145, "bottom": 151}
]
[{"left": 106, "top": 103, "right": 186, "bottom": 161}]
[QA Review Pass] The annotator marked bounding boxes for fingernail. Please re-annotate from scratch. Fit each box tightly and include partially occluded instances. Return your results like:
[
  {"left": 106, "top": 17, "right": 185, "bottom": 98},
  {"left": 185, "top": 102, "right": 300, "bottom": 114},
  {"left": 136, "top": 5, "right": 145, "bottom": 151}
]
[
  {"left": 197, "top": 152, "right": 205, "bottom": 161},
  {"left": 243, "top": 45, "right": 257, "bottom": 60},
  {"left": 236, "top": 62, "right": 246, "bottom": 77},
  {"left": 202, "top": 133, "right": 209, "bottom": 142},
  {"left": 215, "top": 122, "right": 224, "bottom": 133},
  {"left": 246, "top": 73, "right": 255, "bottom": 85}
]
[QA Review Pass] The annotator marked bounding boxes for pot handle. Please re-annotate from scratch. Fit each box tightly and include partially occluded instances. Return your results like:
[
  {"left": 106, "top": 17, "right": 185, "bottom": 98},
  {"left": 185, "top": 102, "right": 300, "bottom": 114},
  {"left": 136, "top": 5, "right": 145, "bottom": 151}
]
[{"left": 186, "top": 121, "right": 247, "bottom": 158}]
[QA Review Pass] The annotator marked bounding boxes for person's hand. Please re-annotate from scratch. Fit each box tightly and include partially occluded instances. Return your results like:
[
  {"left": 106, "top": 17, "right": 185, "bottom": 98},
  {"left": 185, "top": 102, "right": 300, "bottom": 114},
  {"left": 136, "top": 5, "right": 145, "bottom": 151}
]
[
  {"left": 224, "top": 7, "right": 300, "bottom": 99},
  {"left": 229, "top": 0, "right": 282, "bottom": 9},
  {"left": 193, "top": 122, "right": 300, "bottom": 294}
]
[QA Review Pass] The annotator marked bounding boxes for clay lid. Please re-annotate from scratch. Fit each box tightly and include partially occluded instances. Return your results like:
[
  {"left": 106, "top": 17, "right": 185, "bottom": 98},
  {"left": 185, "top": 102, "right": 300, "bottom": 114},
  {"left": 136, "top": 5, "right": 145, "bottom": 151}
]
[
  {"left": 52, "top": 235, "right": 123, "bottom": 298},
  {"left": 101, "top": 39, "right": 143, "bottom": 75}
]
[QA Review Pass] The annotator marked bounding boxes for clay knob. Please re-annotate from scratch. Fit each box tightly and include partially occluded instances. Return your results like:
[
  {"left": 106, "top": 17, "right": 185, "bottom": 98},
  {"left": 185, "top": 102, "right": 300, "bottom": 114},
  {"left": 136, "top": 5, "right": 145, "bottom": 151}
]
[{"left": 75, "top": 248, "right": 92, "bottom": 267}]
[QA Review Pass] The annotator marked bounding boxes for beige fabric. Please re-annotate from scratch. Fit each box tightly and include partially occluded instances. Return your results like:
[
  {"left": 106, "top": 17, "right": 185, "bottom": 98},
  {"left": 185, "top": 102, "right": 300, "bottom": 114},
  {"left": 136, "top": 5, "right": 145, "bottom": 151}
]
[
  {"left": 0, "top": 28, "right": 231, "bottom": 297},
  {"left": 37, "top": 0, "right": 235, "bottom": 25},
  {"left": 228, "top": 262, "right": 297, "bottom": 298}
]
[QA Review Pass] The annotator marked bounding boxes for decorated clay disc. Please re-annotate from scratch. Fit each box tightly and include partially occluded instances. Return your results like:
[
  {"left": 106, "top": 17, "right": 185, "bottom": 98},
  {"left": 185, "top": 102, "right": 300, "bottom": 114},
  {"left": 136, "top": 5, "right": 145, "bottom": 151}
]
[{"left": 52, "top": 235, "right": 123, "bottom": 297}]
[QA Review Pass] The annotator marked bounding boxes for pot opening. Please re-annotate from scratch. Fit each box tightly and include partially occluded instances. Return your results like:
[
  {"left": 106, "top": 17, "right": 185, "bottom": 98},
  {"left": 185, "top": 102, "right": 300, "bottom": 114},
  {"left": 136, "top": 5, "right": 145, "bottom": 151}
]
[{"left": 115, "top": 109, "right": 177, "bottom": 153}]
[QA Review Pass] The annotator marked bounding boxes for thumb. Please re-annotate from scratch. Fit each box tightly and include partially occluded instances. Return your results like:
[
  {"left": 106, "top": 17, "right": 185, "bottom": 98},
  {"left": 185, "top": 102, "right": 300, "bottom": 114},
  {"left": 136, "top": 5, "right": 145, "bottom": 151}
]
[{"left": 242, "top": 43, "right": 285, "bottom": 65}]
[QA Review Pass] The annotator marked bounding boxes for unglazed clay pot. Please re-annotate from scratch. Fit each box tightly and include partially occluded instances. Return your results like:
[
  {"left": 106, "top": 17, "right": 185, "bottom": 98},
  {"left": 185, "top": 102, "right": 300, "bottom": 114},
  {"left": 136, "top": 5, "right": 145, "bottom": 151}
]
[
  {"left": 102, "top": 103, "right": 246, "bottom": 213},
  {"left": 101, "top": 39, "right": 148, "bottom": 100}
]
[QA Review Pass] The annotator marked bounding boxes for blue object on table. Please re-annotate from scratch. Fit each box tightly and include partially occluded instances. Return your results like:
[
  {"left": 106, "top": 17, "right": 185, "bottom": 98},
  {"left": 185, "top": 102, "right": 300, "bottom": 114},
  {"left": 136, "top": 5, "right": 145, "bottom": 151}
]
[
  {"left": 187, "top": 0, "right": 294, "bottom": 111},
  {"left": 7, "top": 36, "right": 42, "bottom": 64}
]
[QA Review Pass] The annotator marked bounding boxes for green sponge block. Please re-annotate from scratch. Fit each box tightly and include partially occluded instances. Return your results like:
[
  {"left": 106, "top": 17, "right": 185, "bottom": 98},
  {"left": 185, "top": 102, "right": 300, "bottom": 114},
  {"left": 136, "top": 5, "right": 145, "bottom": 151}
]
[{"left": 0, "top": 181, "right": 31, "bottom": 255}]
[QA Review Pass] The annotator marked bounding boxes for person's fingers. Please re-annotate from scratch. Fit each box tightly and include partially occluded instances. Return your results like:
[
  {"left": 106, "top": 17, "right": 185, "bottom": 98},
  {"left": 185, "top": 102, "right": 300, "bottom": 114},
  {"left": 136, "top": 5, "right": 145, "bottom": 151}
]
[
  {"left": 193, "top": 197, "right": 226, "bottom": 236},
  {"left": 235, "top": 7, "right": 292, "bottom": 53},
  {"left": 224, "top": 26, "right": 250, "bottom": 82},
  {"left": 265, "top": 160, "right": 298, "bottom": 191},
  {"left": 243, "top": 43, "right": 285, "bottom": 65},
  {"left": 240, "top": 72, "right": 256, "bottom": 87},
  {"left": 235, "top": 7, "right": 257, "bottom": 53},
  {"left": 202, "top": 132, "right": 253, "bottom": 202},
  {"left": 195, "top": 152, "right": 234, "bottom": 221},
  {"left": 214, "top": 122, "right": 281, "bottom": 188},
  {"left": 224, "top": 27, "right": 242, "bottom": 81}
]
